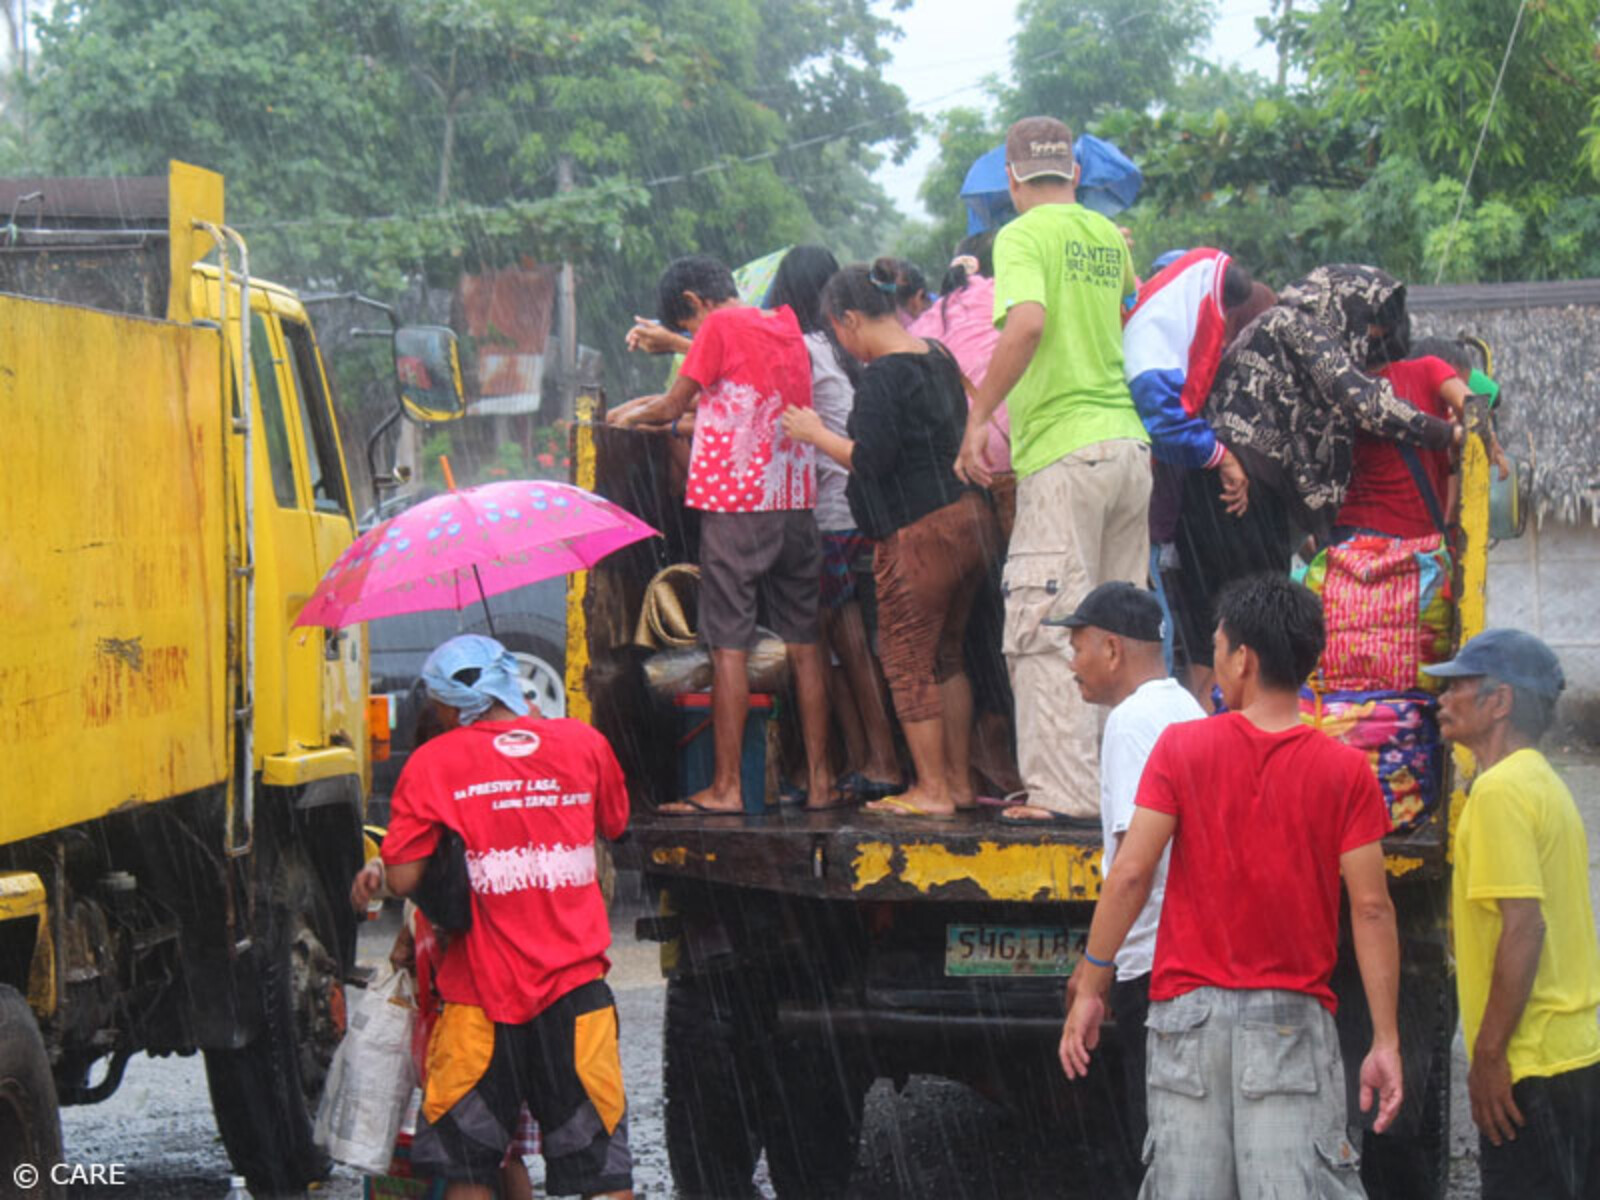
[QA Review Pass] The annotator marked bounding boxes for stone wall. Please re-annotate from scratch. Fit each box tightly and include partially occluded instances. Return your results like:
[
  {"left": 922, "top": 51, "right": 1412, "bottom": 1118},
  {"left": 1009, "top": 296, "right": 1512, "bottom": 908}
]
[{"left": 1488, "top": 519, "right": 1600, "bottom": 743}]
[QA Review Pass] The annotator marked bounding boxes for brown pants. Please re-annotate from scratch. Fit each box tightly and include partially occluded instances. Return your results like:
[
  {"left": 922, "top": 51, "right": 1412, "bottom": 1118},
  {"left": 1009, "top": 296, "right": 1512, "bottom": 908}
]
[{"left": 875, "top": 492, "right": 999, "bottom": 723}]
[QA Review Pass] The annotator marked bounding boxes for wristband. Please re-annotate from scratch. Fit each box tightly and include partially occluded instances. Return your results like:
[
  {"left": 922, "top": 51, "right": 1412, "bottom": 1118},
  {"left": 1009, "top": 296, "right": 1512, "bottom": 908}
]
[
  {"left": 1082, "top": 950, "right": 1114, "bottom": 970},
  {"left": 670, "top": 416, "right": 682, "bottom": 439}
]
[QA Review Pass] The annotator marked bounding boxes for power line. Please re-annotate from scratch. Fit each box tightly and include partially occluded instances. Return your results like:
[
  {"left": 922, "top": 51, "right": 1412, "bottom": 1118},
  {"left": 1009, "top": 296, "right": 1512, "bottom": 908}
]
[
  {"left": 1432, "top": 0, "right": 1528, "bottom": 284},
  {"left": 234, "top": 24, "right": 1101, "bottom": 234}
]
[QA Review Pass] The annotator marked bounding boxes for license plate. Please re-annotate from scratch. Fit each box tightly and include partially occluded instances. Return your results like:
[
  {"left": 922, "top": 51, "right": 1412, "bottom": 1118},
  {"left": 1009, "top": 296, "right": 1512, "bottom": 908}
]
[{"left": 944, "top": 924, "right": 1082, "bottom": 977}]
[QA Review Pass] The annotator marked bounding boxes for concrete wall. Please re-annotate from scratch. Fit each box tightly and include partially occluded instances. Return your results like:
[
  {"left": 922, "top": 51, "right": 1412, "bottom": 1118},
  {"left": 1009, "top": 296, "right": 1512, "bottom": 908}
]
[{"left": 1488, "top": 518, "right": 1600, "bottom": 740}]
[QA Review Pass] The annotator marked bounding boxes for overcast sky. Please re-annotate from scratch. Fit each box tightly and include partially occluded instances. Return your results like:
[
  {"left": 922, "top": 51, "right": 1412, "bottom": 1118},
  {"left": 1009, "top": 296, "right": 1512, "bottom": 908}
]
[{"left": 874, "top": 0, "right": 1282, "bottom": 219}]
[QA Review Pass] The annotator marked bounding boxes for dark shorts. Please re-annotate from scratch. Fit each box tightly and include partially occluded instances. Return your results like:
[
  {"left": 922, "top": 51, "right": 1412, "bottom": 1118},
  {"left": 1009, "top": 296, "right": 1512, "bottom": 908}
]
[
  {"left": 411, "top": 979, "right": 632, "bottom": 1195},
  {"left": 1479, "top": 1060, "right": 1600, "bottom": 1200},
  {"left": 819, "top": 529, "right": 874, "bottom": 609},
  {"left": 699, "top": 509, "right": 821, "bottom": 650}
]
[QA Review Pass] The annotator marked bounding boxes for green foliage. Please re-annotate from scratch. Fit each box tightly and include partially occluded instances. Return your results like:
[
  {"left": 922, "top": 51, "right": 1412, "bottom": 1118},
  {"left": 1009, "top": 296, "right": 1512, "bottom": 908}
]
[
  {"left": 1003, "top": 0, "right": 1217, "bottom": 128},
  {"left": 1303, "top": 0, "right": 1600, "bottom": 188},
  {"left": 908, "top": 0, "right": 1600, "bottom": 288},
  {"left": 900, "top": 0, "right": 1215, "bottom": 271},
  {"left": 23, "top": 0, "right": 913, "bottom": 397}
]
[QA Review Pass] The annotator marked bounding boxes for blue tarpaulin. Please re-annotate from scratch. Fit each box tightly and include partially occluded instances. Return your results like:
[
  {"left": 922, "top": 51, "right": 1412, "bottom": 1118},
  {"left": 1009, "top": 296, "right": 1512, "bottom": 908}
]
[{"left": 959, "top": 133, "right": 1143, "bottom": 234}]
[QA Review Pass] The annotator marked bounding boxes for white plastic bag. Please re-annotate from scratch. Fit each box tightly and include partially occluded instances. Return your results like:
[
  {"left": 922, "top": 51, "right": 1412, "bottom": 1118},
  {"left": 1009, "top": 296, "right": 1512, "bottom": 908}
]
[{"left": 313, "top": 963, "right": 418, "bottom": 1173}]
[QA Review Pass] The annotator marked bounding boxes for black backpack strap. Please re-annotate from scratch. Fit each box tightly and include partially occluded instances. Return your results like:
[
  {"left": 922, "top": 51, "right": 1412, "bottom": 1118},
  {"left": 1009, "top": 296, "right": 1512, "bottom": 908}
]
[{"left": 1397, "top": 443, "right": 1447, "bottom": 535}]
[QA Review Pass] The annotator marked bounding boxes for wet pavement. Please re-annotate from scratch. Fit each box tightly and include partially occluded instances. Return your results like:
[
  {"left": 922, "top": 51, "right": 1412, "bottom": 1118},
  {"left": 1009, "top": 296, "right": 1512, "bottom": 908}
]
[{"left": 57, "top": 753, "right": 1600, "bottom": 1198}]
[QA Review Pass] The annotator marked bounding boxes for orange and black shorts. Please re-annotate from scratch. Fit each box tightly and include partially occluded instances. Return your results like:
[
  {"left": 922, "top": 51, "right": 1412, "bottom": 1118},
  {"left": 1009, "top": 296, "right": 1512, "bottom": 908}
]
[{"left": 410, "top": 980, "right": 631, "bottom": 1194}]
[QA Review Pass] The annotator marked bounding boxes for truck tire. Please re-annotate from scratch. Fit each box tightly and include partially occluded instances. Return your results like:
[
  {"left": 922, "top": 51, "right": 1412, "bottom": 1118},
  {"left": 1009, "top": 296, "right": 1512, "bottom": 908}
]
[
  {"left": 204, "top": 848, "right": 341, "bottom": 1196},
  {"left": 757, "top": 1032, "right": 868, "bottom": 1200},
  {"left": 1361, "top": 985, "right": 1456, "bottom": 1200},
  {"left": 0, "top": 984, "right": 64, "bottom": 1199},
  {"left": 663, "top": 974, "right": 761, "bottom": 1198}
]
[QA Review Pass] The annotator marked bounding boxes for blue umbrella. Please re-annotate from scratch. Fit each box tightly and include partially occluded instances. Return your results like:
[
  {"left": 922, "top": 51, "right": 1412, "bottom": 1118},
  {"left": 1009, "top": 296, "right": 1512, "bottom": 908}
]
[{"left": 959, "top": 133, "right": 1143, "bottom": 234}]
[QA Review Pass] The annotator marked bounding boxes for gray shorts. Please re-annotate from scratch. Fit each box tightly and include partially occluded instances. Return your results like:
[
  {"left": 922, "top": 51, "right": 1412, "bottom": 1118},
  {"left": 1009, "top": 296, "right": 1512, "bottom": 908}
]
[
  {"left": 698, "top": 510, "right": 821, "bottom": 650},
  {"left": 1140, "top": 987, "right": 1366, "bottom": 1200}
]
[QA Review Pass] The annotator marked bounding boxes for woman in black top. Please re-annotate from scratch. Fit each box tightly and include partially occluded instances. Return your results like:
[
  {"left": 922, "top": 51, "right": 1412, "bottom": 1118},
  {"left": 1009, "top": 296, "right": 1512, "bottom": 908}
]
[{"left": 783, "top": 259, "right": 999, "bottom": 818}]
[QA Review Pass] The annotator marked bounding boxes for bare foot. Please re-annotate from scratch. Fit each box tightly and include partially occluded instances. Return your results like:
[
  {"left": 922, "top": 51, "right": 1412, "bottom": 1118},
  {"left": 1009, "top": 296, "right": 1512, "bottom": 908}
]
[{"left": 801, "top": 766, "right": 844, "bottom": 812}]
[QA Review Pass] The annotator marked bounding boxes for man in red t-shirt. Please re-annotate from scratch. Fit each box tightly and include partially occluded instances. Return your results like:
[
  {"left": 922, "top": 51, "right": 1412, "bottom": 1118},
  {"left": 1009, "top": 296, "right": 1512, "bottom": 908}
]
[
  {"left": 365, "top": 634, "right": 633, "bottom": 1200},
  {"left": 1061, "top": 574, "right": 1403, "bottom": 1197},
  {"left": 609, "top": 255, "right": 836, "bottom": 813}
]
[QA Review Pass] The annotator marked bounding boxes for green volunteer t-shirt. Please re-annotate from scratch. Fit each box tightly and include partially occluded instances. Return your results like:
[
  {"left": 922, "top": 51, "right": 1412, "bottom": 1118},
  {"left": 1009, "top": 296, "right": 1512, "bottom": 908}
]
[{"left": 992, "top": 203, "right": 1146, "bottom": 478}]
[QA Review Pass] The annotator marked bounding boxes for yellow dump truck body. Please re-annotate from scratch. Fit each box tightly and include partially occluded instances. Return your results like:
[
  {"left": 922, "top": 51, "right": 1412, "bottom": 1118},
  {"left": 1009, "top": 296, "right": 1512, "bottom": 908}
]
[
  {"left": 0, "top": 160, "right": 367, "bottom": 847},
  {"left": 0, "top": 296, "right": 229, "bottom": 844}
]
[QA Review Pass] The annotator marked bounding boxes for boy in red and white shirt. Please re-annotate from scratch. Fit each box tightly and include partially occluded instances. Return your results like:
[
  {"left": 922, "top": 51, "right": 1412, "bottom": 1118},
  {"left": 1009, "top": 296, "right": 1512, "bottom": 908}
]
[{"left": 610, "top": 255, "right": 836, "bottom": 813}]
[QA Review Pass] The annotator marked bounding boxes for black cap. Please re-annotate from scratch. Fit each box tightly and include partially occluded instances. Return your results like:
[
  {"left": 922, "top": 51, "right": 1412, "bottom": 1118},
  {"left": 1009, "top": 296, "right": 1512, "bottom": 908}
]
[
  {"left": 1422, "top": 628, "right": 1565, "bottom": 698},
  {"left": 1044, "top": 581, "right": 1164, "bottom": 642}
]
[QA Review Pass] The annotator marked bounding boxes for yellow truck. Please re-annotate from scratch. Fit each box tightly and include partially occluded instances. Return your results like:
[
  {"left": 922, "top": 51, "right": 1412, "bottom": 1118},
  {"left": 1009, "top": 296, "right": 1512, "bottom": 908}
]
[
  {"left": 579, "top": 385, "right": 1510, "bottom": 1197},
  {"left": 0, "top": 162, "right": 459, "bottom": 1193}
]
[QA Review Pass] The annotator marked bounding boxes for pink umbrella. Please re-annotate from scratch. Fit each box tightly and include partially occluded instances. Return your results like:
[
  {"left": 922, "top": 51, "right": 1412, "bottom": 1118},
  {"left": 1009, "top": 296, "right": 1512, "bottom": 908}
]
[{"left": 295, "top": 480, "right": 659, "bottom": 630}]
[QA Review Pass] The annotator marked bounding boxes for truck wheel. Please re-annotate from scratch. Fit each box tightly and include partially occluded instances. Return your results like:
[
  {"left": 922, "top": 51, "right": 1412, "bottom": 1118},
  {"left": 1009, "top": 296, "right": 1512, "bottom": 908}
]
[
  {"left": 204, "top": 849, "right": 340, "bottom": 1195},
  {"left": 0, "top": 985, "right": 64, "bottom": 1199},
  {"left": 664, "top": 974, "right": 761, "bottom": 1198},
  {"left": 758, "top": 1033, "right": 868, "bottom": 1200},
  {"left": 1362, "top": 985, "right": 1456, "bottom": 1200}
]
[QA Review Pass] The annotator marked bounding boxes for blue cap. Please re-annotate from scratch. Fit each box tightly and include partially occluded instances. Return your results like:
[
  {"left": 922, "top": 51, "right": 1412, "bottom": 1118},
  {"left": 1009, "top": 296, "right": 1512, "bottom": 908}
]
[
  {"left": 421, "top": 634, "right": 531, "bottom": 724},
  {"left": 1422, "top": 628, "right": 1565, "bottom": 699}
]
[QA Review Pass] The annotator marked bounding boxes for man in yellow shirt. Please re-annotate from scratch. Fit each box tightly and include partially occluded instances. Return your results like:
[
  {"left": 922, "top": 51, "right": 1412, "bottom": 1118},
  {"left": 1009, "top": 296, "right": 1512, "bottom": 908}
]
[{"left": 1428, "top": 629, "right": 1600, "bottom": 1200}]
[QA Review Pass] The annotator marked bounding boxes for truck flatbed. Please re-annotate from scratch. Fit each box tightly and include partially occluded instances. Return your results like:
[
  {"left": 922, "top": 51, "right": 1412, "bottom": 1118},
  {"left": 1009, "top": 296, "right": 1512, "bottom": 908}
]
[{"left": 614, "top": 802, "right": 1449, "bottom": 902}]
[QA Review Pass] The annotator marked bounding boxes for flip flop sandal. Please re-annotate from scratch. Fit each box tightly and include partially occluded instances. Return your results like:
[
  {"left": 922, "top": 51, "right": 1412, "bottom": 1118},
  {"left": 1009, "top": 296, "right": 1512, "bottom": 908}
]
[
  {"left": 863, "top": 795, "right": 957, "bottom": 821},
  {"left": 654, "top": 796, "right": 745, "bottom": 818},
  {"left": 996, "top": 805, "right": 1100, "bottom": 828},
  {"left": 838, "top": 771, "right": 905, "bottom": 801}
]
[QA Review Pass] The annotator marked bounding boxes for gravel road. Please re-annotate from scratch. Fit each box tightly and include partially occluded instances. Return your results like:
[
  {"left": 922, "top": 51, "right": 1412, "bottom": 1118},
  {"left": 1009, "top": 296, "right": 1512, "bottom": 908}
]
[{"left": 57, "top": 753, "right": 1600, "bottom": 1199}]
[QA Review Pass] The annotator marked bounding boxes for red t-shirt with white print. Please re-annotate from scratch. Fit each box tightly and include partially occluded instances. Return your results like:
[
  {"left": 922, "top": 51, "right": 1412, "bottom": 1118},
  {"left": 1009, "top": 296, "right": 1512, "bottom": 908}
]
[
  {"left": 382, "top": 717, "right": 630, "bottom": 1023},
  {"left": 679, "top": 304, "right": 817, "bottom": 513}
]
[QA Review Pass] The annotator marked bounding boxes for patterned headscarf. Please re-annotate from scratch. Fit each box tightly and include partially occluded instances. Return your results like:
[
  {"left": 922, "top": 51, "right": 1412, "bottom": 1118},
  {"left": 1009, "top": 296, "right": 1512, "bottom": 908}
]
[
  {"left": 1276, "top": 264, "right": 1409, "bottom": 368},
  {"left": 1206, "top": 264, "right": 1453, "bottom": 536}
]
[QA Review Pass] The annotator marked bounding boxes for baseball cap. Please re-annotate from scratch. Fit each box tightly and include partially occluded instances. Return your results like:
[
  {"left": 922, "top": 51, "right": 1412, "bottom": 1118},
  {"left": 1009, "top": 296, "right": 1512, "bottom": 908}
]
[
  {"left": 1005, "top": 117, "right": 1076, "bottom": 184},
  {"left": 1044, "top": 581, "right": 1163, "bottom": 642},
  {"left": 1422, "top": 628, "right": 1565, "bottom": 698}
]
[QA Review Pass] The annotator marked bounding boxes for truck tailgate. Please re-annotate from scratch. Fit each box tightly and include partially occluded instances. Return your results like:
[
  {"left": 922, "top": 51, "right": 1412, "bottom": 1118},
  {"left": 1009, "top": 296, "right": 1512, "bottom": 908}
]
[
  {"left": 617, "top": 802, "right": 1449, "bottom": 901},
  {"left": 1, "top": 294, "right": 227, "bottom": 843}
]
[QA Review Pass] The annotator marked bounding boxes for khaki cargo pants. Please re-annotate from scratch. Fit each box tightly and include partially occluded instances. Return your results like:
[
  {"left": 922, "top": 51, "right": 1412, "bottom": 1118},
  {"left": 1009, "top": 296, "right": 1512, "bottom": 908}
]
[
  {"left": 1003, "top": 438, "right": 1150, "bottom": 816},
  {"left": 1140, "top": 987, "right": 1366, "bottom": 1200}
]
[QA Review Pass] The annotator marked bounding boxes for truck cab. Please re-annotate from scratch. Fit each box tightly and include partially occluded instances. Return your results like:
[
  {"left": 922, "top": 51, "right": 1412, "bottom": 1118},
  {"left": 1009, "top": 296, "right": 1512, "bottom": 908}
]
[{"left": 0, "top": 161, "right": 460, "bottom": 1195}]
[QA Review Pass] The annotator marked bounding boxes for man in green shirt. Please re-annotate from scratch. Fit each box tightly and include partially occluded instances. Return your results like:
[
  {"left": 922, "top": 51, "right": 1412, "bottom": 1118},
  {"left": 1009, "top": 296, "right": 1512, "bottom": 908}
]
[{"left": 956, "top": 116, "right": 1151, "bottom": 822}]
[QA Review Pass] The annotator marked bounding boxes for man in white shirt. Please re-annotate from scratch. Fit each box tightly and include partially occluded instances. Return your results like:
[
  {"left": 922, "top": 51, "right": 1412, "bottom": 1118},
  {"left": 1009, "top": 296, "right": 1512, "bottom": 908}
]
[{"left": 1053, "top": 581, "right": 1205, "bottom": 1172}]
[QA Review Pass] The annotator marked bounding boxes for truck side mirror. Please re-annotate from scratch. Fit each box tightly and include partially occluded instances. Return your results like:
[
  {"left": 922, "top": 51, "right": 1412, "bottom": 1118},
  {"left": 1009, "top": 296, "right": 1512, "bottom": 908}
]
[{"left": 394, "top": 325, "right": 466, "bottom": 423}]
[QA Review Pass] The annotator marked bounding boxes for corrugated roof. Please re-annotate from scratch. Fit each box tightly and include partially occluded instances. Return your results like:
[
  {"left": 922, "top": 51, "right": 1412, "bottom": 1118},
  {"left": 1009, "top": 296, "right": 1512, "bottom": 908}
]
[{"left": 1411, "top": 278, "right": 1600, "bottom": 313}]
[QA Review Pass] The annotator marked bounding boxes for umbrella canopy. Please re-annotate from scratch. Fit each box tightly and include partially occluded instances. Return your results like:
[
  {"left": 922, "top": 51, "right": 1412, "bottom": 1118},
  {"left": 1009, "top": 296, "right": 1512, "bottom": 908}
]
[
  {"left": 733, "top": 246, "right": 791, "bottom": 306},
  {"left": 295, "top": 480, "right": 659, "bottom": 630},
  {"left": 959, "top": 133, "right": 1143, "bottom": 234}
]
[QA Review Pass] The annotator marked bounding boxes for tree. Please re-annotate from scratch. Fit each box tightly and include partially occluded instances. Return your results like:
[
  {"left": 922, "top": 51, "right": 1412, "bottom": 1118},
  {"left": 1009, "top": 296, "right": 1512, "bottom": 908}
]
[
  {"left": 25, "top": 0, "right": 914, "bottom": 395},
  {"left": 1003, "top": 0, "right": 1216, "bottom": 127},
  {"left": 1087, "top": 0, "right": 1600, "bottom": 284},
  {"left": 897, "top": 0, "right": 1214, "bottom": 276}
]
